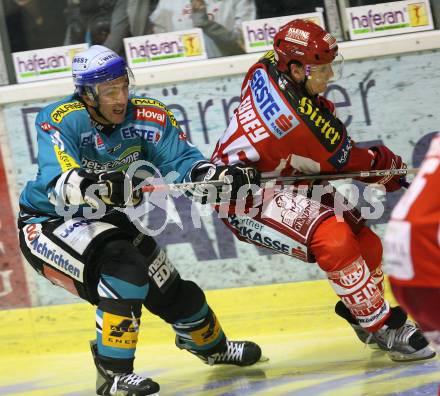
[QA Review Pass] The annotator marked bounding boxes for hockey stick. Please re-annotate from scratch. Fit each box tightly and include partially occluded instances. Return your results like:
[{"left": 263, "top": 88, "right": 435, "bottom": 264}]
[{"left": 141, "top": 167, "right": 418, "bottom": 193}]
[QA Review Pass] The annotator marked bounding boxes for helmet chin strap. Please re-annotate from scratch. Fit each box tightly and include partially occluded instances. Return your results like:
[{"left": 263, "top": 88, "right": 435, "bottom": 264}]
[
  {"left": 85, "top": 87, "right": 116, "bottom": 125},
  {"left": 92, "top": 102, "right": 114, "bottom": 125},
  {"left": 285, "top": 69, "right": 311, "bottom": 96},
  {"left": 284, "top": 61, "right": 312, "bottom": 95}
]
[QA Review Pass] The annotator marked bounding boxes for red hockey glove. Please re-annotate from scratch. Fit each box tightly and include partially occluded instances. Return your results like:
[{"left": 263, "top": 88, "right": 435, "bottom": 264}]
[{"left": 368, "top": 145, "right": 407, "bottom": 192}]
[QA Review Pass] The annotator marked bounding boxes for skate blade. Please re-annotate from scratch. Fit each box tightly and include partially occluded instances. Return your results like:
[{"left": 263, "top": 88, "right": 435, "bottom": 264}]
[
  {"left": 388, "top": 346, "right": 437, "bottom": 362},
  {"left": 113, "top": 390, "right": 159, "bottom": 395},
  {"left": 259, "top": 355, "right": 270, "bottom": 363}
]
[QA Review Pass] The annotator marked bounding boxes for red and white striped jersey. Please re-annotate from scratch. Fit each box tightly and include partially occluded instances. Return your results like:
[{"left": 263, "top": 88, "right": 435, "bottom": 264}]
[
  {"left": 211, "top": 51, "right": 374, "bottom": 176},
  {"left": 386, "top": 133, "right": 440, "bottom": 287}
]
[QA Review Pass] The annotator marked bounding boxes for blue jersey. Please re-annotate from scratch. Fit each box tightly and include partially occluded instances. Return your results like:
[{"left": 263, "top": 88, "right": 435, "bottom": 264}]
[{"left": 20, "top": 94, "right": 205, "bottom": 219}]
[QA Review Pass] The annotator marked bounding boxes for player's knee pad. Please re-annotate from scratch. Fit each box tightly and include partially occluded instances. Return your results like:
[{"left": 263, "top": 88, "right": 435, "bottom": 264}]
[
  {"left": 312, "top": 219, "right": 389, "bottom": 330},
  {"left": 327, "top": 256, "right": 389, "bottom": 331},
  {"left": 96, "top": 298, "right": 143, "bottom": 372},
  {"left": 310, "top": 216, "right": 361, "bottom": 272},
  {"left": 98, "top": 239, "right": 149, "bottom": 288},
  {"left": 356, "top": 226, "right": 384, "bottom": 295},
  {"left": 173, "top": 304, "right": 226, "bottom": 356},
  {"left": 356, "top": 226, "right": 383, "bottom": 272},
  {"left": 134, "top": 236, "right": 182, "bottom": 299},
  {"left": 145, "top": 278, "right": 206, "bottom": 324}
]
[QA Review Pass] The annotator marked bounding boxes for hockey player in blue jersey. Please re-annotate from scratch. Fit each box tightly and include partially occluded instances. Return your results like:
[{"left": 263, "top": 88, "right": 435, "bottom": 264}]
[{"left": 18, "top": 45, "right": 261, "bottom": 396}]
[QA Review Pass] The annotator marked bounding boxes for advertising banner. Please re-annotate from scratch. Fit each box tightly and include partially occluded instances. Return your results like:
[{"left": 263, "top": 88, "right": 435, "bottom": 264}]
[
  {"left": 12, "top": 44, "right": 88, "bottom": 84},
  {"left": 0, "top": 148, "right": 31, "bottom": 308},
  {"left": 346, "top": 0, "right": 434, "bottom": 40},
  {"left": 124, "top": 28, "right": 207, "bottom": 69},
  {"left": 242, "top": 12, "right": 325, "bottom": 53},
  {"left": 2, "top": 49, "right": 439, "bottom": 306}
]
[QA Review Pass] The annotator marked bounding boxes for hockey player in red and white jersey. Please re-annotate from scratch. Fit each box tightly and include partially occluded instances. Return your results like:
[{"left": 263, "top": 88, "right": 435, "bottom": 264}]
[
  {"left": 385, "top": 133, "right": 440, "bottom": 354},
  {"left": 210, "top": 19, "right": 436, "bottom": 361}
]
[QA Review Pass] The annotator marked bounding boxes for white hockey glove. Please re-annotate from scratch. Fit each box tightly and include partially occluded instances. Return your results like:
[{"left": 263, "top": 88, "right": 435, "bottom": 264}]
[
  {"left": 52, "top": 168, "right": 142, "bottom": 208},
  {"left": 190, "top": 162, "right": 260, "bottom": 203}
]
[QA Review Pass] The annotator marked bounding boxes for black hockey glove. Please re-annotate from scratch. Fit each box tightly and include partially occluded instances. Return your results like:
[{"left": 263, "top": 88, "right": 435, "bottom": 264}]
[
  {"left": 191, "top": 163, "right": 261, "bottom": 203},
  {"left": 80, "top": 170, "right": 143, "bottom": 208}
]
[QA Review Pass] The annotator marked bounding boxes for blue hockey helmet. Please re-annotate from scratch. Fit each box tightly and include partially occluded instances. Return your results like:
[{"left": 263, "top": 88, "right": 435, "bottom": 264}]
[{"left": 72, "top": 45, "right": 133, "bottom": 100}]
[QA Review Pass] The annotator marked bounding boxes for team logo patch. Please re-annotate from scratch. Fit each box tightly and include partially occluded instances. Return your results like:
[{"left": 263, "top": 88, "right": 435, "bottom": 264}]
[
  {"left": 297, "top": 96, "right": 344, "bottom": 151},
  {"left": 107, "top": 144, "right": 121, "bottom": 154},
  {"left": 134, "top": 106, "right": 166, "bottom": 126},
  {"left": 102, "top": 312, "right": 139, "bottom": 349},
  {"left": 53, "top": 219, "right": 116, "bottom": 255},
  {"left": 273, "top": 192, "right": 320, "bottom": 231},
  {"left": 51, "top": 131, "right": 65, "bottom": 151},
  {"left": 24, "top": 223, "right": 41, "bottom": 242},
  {"left": 56, "top": 218, "right": 93, "bottom": 239},
  {"left": 148, "top": 249, "right": 177, "bottom": 291},
  {"left": 54, "top": 146, "right": 79, "bottom": 172},
  {"left": 82, "top": 147, "right": 141, "bottom": 172},
  {"left": 39, "top": 122, "right": 59, "bottom": 132},
  {"left": 285, "top": 27, "right": 310, "bottom": 46},
  {"left": 121, "top": 124, "right": 162, "bottom": 144},
  {"left": 188, "top": 312, "right": 221, "bottom": 346},
  {"left": 227, "top": 214, "right": 306, "bottom": 256},
  {"left": 327, "top": 257, "right": 369, "bottom": 296},
  {"left": 23, "top": 223, "right": 84, "bottom": 282},
  {"left": 328, "top": 136, "right": 352, "bottom": 170},
  {"left": 95, "top": 133, "right": 105, "bottom": 150},
  {"left": 166, "top": 108, "right": 178, "bottom": 127},
  {"left": 80, "top": 131, "right": 93, "bottom": 147},
  {"left": 323, "top": 33, "right": 337, "bottom": 49},
  {"left": 50, "top": 101, "right": 85, "bottom": 123},
  {"left": 249, "top": 69, "right": 300, "bottom": 140},
  {"left": 131, "top": 97, "right": 166, "bottom": 109}
]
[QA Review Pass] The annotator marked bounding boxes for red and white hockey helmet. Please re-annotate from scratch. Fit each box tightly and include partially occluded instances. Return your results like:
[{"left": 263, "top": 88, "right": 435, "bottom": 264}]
[{"left": 273, "top": 19, "right": 339, "bottom": 73}]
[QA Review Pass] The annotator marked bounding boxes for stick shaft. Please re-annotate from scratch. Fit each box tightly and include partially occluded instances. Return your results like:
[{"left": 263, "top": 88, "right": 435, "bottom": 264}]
[
  {"left": 141, "top": 168, "right": 418, "bottom": 193},
  {"left": 261, "top": 167, "right": 417, "bottom": 183}
]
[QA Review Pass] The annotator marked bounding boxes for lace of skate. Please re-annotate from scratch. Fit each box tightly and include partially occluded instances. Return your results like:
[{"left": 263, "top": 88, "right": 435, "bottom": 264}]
[
  {"left": 208, "top": 341, "right": 245, "bottom": 364},
  {"left": 110, "top": 373, "right": 146, "bottom": 393},
  {"left": 378, "top": 322, "right": 416, "bottom": 350},
  {"left": 364, "top": 333, "right": 374, "bottom": 349}
]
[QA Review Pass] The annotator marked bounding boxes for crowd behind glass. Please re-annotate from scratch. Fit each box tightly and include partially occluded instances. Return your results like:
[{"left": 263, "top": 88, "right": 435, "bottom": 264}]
[{"left": 2, "top": 0, "right": 440, "bottom": 59}]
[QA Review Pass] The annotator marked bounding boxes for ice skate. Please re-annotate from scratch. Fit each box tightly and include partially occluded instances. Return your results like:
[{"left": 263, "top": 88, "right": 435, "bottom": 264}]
[
  {"left": 176, "top": 337, "right": 263, "bottom": 366},
  {"left": 371, "top": 307, "right": 436, "bottom": 362},
  {"left": 90, "top": 341, "right": 160, "bottom": 396},
  {"left": 336, "top": 302, "right": 436, "bottom": 361},
  {"left": 335, "top": 300, "right": 380, "bottom": 349}
]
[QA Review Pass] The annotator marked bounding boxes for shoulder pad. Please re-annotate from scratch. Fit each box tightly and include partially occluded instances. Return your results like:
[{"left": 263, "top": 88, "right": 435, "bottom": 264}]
[
  {"left": 49, "top": 100, "right": 86, "bottom": 124},
  {"left": 130, "top": 97, "right": 167, "bottom": 109},
  {"left": 130, "top": 97, "right": 178, "bottom": 128},
  {"left": 259, "top": 50, "right": 276, "bottom": 65}
]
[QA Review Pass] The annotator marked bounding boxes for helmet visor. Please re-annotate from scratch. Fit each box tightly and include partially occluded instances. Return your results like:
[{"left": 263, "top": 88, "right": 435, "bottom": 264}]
[
  {"left": 94, "top": 67, "right": 135, "bottom": 104},
  {"left": 307, "top": 53, "right": 344, "bottom": 84}
]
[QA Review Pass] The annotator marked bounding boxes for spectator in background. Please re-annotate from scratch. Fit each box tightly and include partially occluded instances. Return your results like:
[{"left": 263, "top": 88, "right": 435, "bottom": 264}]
[
  {"left": 432, "top": 1, "right": 440, "bottom": 30},
  {"left": 102, "top": 0, "right": 159, "bottom": 55},
  {"left": 255, "top": 0, "right": 323, "bottom": 19},
  {"left": 64, "top": 0, "right": 116, "bottom": 48},
  {"left": 150, "top": 0, "right": 256, "bottom": 58},
  {"left": 4, "top": 0, "right": 67, "bottom": 52},
  {"left": 348, "top": 1, "right": 394, "bottom": 5},
  {"left": 64, "top": 0, "right": 159, "bottom": 56}
]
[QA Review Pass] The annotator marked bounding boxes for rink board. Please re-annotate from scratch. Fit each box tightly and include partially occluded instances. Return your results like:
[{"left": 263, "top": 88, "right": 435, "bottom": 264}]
[{"left": 0, "top": 279, "right": 439, "bottom": 395}]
